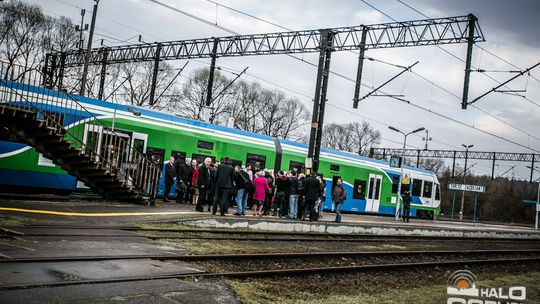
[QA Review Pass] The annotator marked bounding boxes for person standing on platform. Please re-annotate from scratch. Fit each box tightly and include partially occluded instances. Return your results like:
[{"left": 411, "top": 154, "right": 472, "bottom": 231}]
[
  {"left": 191, "top": 163, "right": 200, "bottom": 205},
  {"left": 273, "top": 171, "right": 289, "bottom": 217},
  {"left": 234, "top": 165, "right": 251, "bottom": 216},
  {"left": 296, "top": 173, "right": 306, "bottom": 219},
  {"left": 214, "top": 157, "right": 235, "bottom": 216},
  {"left": 253, "top": 170, "right": 270, "bottom": 217},
  {"left": 332, "top": 178, "right": 346, "bottom": 223},
  {"left": 173, "top": 155, "right": 185, "bottom": 204},
  {"left": 196, "top": 157, "right": 212, "bottom": 212},
  {"left": 163, "top": 156, "right": 176, "bottom": 202},
  {"left": 288, "top": 171, "right": 299, "bottom": 219},
  {"left": 402, "top": 190, "right": 412, "bottom": 223},
  {"left": 303, "top": 172, "right": 321, "bottom": 221},
  {"left": 179, "top": 158, "right": 193, "bottom": 203},
  {"left": 316, "top": 175, "right": 326, "bottom": 220}
]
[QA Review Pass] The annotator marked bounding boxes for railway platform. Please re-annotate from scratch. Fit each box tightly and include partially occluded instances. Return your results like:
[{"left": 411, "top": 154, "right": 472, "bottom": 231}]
[{"left": 1, "top": 197, "right": 538, "bottom": 239}]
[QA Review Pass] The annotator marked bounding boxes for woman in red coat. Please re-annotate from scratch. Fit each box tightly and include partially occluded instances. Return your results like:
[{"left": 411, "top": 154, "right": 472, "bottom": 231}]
[
  {"left": 252, "top": 171, "right": 270, "bottom": 216},
  {"left": 191, "top": 164, "right": 200, "bottom": 205}
]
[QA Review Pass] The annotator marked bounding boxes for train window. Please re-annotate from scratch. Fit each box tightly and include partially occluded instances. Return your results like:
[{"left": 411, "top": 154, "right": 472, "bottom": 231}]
[
  {"left": 197, "top": 140, "right": 214, "bottom": 150},
  {"left": 231, "top": 159, "right": 242, "bottom": 168},
  {"left": 353, "top": 179, "right": 366, "bottom": 199},
  {"left": 246, "top": 153, "right": 266, "bottom": 171},
  {"left": 412, "top": 179, "right": 423, "bottom": 197},
  {"left": 391, "top": 175, "right": 399, "bottom": 193},
  {"left": 192, "top": 153, "right": 215, "bottom": 165},
  {"left": 330, "top": 164, "right": 340, "bottom": 172},
  {"left": 146, "top": 147, "right": 165, "bottom": 166},
  {"left": 289, "top": 160, "right": 305, "bottom": 173},
  {"left": 422, "top": 181, "right": 433, "bottom": 198},
  {"left": 435, "top": 184, "right": 441, "bottom": 200},
  {"left": 374, "top": 178, "right": 381, "bottom": 200}
]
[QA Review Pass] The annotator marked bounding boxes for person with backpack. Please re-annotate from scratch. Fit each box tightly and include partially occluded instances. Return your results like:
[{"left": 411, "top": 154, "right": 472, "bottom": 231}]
[
  {"left": 303, "top": 172, "right": 321, "bottom": 221},
  {"left": 274, "top": 171, "right": 290, "bottom": 218},
  {"left": 402, "top": 190, "right": 412, "bottom": 223},
  {"left": 234, "top": 165, "right": 252, "bottom": 216},
  {"left": 332, "top": 178, "right": 347, "bottom": 223}
]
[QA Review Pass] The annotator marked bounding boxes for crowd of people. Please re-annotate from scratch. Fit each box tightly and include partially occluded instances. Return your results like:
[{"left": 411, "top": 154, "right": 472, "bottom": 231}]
[{"left": 162, "top": 154, "right": 349, "bottom": 222}]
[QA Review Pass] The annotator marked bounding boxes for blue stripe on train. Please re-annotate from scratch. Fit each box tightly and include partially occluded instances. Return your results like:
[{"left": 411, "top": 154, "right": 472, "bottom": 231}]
[
  {"left": 0, "top": 141, "right": 27, "bottom": 154},
  {"left": 0, "top": 168, "right": 77, "bottom": 190}
]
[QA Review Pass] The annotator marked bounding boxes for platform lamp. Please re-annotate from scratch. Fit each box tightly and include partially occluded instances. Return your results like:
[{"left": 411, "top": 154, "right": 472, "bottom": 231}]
[
  {"left": 388, "top": 126, "right": 425, "bottom": 220},
  {"left": 526, "top": 165, "right": 540, "bottom": 230},
  {"left": 459, "top": 144, "right": 474, "bottom": 220}
]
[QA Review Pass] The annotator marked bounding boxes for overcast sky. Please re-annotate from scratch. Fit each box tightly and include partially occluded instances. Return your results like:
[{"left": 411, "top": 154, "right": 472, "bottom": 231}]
[{"left": 29, "top": 0, "right": 540, "bottom": 179}]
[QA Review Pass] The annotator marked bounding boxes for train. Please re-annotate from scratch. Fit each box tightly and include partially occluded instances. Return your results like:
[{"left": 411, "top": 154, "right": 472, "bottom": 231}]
[{"left": 0, "top": 81, "right": 441, "bottom": 219}]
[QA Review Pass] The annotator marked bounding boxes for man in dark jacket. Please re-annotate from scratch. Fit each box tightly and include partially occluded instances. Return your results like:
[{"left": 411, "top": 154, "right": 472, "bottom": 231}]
[
  {"left": 288, "top": 171, "right": 298, "bottom": 219},
  {"left": 214, "top": 157, "right": 235, "bottom": 216},
  {"left": 178, "top": 159, "right": 194, "bottom": 203},
  {"left": 303, "top": 173, "right": 321, "bottom": 221},
  {"left": 296, "top": 173, "right": 306, "bottom": 219},
  {"left": 196, "top": 157, "right": 212, "bottom": 212},
  {"left": 273, "top": 171, "right": 290, "bottom": 217},
  {"left": 332, "top": 178, "right": 347, "bottom": 223},
  {"left": 234, "top": 165, "right": 251, "bottom": 216},
  {"left": 163, "top": 156, "right": 176, "bottom": 202},
  {"left": 402, "top": 190, "right": 412, "bottom": 223}
]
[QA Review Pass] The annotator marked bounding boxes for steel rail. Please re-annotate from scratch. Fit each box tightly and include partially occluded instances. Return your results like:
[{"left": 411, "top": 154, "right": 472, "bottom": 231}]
[
  {"left": 2, "top": 249, "right": 538, "bottom": 263},
  {"left": 1, "top": 257, "right": 538, "bottom": 291}
]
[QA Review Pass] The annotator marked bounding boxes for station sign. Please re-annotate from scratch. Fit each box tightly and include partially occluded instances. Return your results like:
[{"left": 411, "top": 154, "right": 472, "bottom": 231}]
[
  {"left": 389, "top": 156, "right": 402, "bottom": 168},
  {"left": 305, "top": 157, "right": 313, "bottom": 169},
  {"left": 448, "top": 183, "right": 485, "bottom": 193}
]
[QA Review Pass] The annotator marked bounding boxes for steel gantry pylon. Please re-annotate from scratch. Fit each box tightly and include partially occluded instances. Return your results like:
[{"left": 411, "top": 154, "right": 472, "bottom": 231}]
[
  {"left": 369, "top": 147, "right": 540, "bottom": 182},
  {"left": 43, "top": 15, "right": 484, "bottom": 172}
]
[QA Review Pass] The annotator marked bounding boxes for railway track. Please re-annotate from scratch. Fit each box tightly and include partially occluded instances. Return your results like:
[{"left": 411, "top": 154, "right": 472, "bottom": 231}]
[
  {"left": 1, "top": 256, "right": 538, "bottom": 290},
  {"left": 2, "top": 248, "right": 539, "bottom": 263}
]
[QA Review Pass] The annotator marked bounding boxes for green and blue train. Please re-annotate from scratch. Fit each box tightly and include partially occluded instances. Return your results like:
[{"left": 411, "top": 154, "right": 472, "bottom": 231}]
[{"left": 0, "top": 81, "right": 441, "bottom": 218}]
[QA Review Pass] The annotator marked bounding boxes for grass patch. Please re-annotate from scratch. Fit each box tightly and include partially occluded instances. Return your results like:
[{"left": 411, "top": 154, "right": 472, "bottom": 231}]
[{"left": 227, "top": 269, "right": 540, "bottom": 304}]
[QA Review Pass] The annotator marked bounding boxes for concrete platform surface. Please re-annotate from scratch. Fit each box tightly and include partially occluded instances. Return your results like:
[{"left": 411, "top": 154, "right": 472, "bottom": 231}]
[{"left": 0, "top": 278, "right": 238, "bottom": 304}]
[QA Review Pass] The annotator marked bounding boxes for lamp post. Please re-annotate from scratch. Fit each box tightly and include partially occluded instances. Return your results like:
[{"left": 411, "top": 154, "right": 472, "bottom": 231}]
[
  {"left": 388, "top": 126, "right": 425, "bottom": 220},
  {"left": 459, "top": 144, "right": 474, "bottom": 220},
  {"left": 526, "top": 165, "right": 540, "bottom": 230}
]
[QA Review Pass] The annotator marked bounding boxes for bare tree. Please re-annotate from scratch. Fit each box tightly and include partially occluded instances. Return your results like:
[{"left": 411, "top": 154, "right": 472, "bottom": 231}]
[
  {"left": 177, "top": 68, "right": 236, "bottom": 122},
  {"left": 322, "top": 121, "right": 381, "bottom": 156},
  {"left": 0, "top": 0, "right": 46, "bottom": 77}
]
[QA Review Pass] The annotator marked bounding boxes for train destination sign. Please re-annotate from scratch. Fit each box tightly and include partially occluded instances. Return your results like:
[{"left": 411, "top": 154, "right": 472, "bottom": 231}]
[{"left": 448, "top": 183, "right": 486, "bottom": 193}]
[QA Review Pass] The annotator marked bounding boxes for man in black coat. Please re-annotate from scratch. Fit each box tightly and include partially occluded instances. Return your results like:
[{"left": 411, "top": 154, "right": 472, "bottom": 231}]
[
  {"left": 214, "top": 157, "right": 235, "bottom": 216},
  {"left": 196, "top": 157, "right": 212, "bottom": 212},
  {"left": 303, "top": 172, "right": 321, "bottom": 221},
  {"left": 178, "top": 159, "right": 193, "bottom": 203},
  {"left": 402, "top": 190, "right": 412, "bottom": 223},
  {"left": 163, "top": 156, "right": 176, "bottom": 202}
]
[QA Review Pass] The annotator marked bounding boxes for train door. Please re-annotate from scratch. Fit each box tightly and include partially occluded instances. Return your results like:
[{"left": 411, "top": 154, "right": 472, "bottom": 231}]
[{"left": 365, "top": 173, "right": 382, "bottom": 212}]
